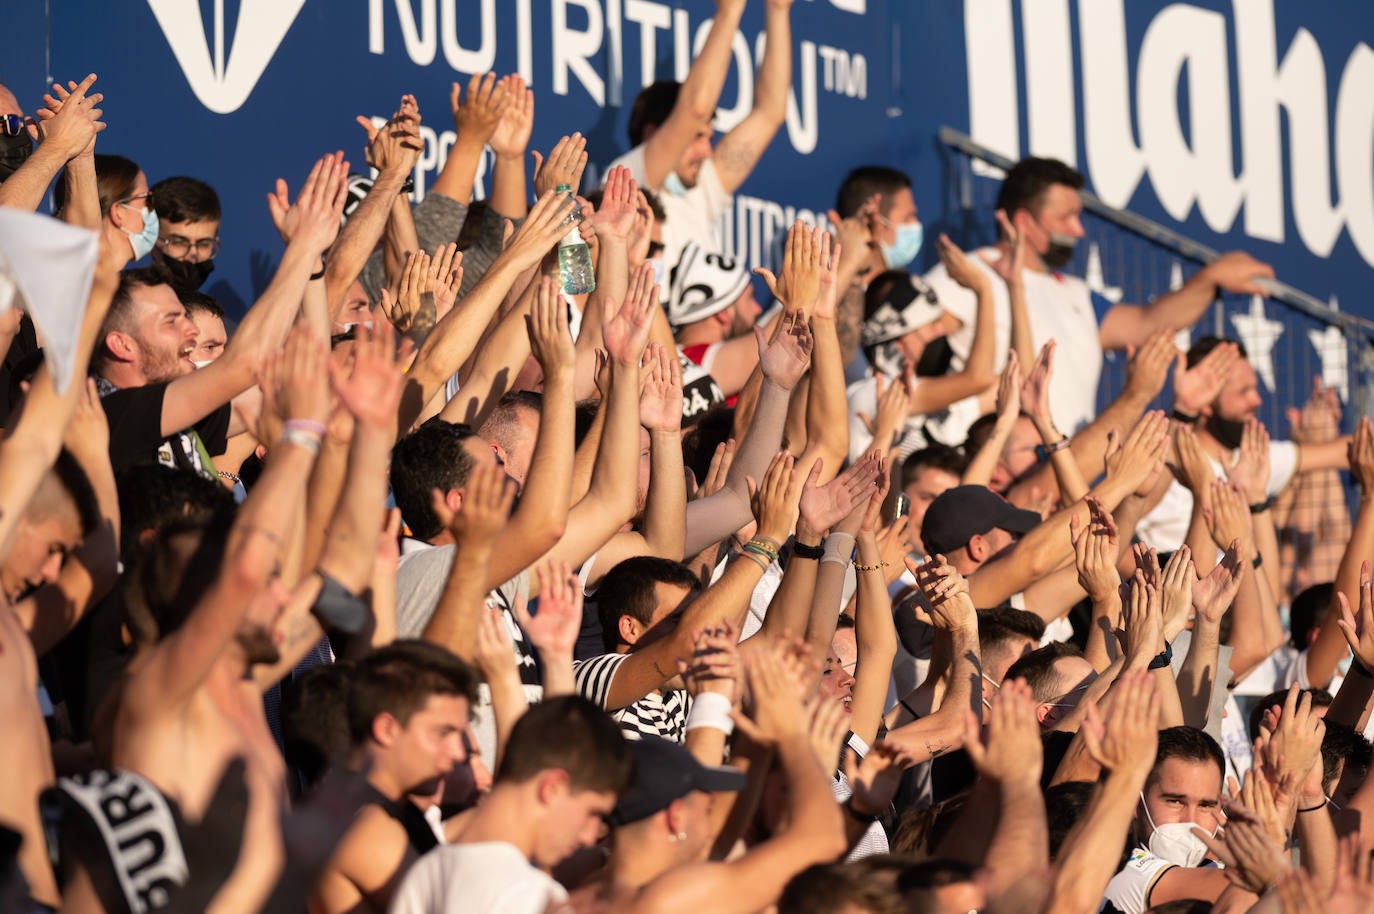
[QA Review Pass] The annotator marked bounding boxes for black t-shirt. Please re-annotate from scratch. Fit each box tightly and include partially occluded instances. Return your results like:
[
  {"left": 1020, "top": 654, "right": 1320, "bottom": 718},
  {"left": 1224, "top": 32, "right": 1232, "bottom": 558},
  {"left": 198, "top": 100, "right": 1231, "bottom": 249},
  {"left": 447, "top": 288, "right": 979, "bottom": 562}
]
[{"left": 100, "top": 381, "right": 230, "bottom": 478}]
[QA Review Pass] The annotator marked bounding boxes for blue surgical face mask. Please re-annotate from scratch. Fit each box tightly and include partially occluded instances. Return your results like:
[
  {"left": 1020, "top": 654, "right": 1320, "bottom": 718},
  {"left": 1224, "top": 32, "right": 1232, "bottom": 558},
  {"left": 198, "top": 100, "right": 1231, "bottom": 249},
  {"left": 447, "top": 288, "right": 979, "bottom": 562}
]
[
  {"left": 648, "top": 256, "right": 667, "bottom": 288},
  {"left": 125, "top": 205, "right": 160, "bottom": 260},
  {"left": 882, "top": 221, "right": 924, "bottom": 270},
  {"left": 663, "top": 171, "right": 688, "bottom": 198}
]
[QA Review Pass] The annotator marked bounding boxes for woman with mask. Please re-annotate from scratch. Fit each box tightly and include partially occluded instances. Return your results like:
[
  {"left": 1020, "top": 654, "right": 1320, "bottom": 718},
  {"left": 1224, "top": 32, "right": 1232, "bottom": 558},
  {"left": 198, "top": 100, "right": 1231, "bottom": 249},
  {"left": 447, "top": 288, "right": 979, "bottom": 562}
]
[{"left": 54, "top": 153, "right": 158, "bottom": 264}]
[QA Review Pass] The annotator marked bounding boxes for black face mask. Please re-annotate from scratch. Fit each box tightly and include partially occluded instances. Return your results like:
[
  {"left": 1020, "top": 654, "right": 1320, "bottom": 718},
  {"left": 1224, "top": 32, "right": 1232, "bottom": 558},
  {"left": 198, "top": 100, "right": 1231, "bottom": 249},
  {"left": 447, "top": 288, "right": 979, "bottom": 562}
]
[
  {"left": 153, "top": 249, "right": 215, "bottom": 290},
  {"left": 1040, "top": 231, "right": 1078, "bottom": 271},
  {"left": 1207, "top": 415, "right": 1247, "bottom": 451},
  {"left": 0, "top": 132, "right": 34, "bottom": 182}
]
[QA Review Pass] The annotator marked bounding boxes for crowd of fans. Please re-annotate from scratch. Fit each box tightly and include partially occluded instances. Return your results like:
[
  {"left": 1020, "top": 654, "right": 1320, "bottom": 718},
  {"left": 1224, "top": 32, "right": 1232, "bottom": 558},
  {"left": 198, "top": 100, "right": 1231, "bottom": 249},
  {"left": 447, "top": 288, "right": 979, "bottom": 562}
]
[{"left": 2, "top": 2, "right": 1374, "bottom": 912}]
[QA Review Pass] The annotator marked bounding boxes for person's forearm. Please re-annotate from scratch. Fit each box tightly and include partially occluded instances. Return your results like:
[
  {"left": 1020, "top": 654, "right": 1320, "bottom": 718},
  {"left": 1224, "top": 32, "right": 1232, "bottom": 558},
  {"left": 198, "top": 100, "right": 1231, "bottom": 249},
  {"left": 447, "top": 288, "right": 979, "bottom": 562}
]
[
  {"left": 0, "top": 145, "right": 66, "bottom": 212},
  {"left": 682, "top": 550, "right": 767, "bottom": 636},
  {"left": 325, "top": 167, "right": 407, "bottom": 309},
  {"left": 963, "top": 414, "right": 1017, "bottom": 488},
  {"left": 437, "top": 278, "right": 538, "bottom": 428},
  {"left": 1005, "top": 279, "right": 1035, "bottom": 372},
  {"left": 1133, "top": 268, "right": 1224, "bottom": 336},
  {"left": 422, "top": 546, "right": 494, "bottom": 661},
  {"left": 300, "top": 429, "right": 349, "bottom": 575},
  {"left": 301, "top": 273, "right": 331, "bottom": 341},
  {"left": 776, "top": 733, "right": 846, "bottom": 850},
  {"left": 382, "top": 196, "right": 419, "bottom": 291},
  {"left": 1047, "top": 769, "right": 1149, "bottom": 914},
  {"left": 1312, "top": 467, "right": 1350, "bottom": 583},
  {"left": 1327, "top": 661, "right": 1374, "bottom": 730},
  {"left": 1177, "top": 618, "right": 1222, "bottom": 728},
  {"left": 757, "top": 525, "right": 822, "bottom": 641},
  {"left": 1294, "top": 804, "right": 1338, "bottom": 896},
  {"left": 1083, "top": 593, "right": 1123, "bottom": 672},
  {"left": 683, "top": 378, "right": 791, "bottom": 557},
  {"left": 317, "top": 423, "right": 392, "bottom": 593},
  {"left": 1251, "top": 507, "right": 1282, "bottom": 613},
  {"left": 483, "top": 670, "right": 529, "bottom": 771},
  {"left": 569, "top": 397, "right": 605, "bottom": 505},
  {"left": 59, "top": 155, "right": 101, "bottom": 229},
  {"left": 587, "top": 238, "right": 630, "bottom": 339},
  {"left": 676, "top": 3, "right": 744, "bottom": 129},
  {"left": 805, "top": 540, "right": 852, "bottom": 658},
  {"left": 539, "top": 650, "right": 575, "bottom": 699},
  {"left": 428, "top": 135, "right": 485, "bottom": 205},
  {"left": 583, "top": 360, "right": 642, "bottom": 510},
  {"left": 752, "top": 4, "right": 792, "bottom": 121},
  {"left": 488, "top": 153, "right": 528, "bottom": 220},
  {"left": 981, "top": 778, "right": 1049, "bottom": 897},
  {"left": 804, "top": 315, "right": 849, "bottom": 473},
  {"left": 1223, "top": 567, "right": 1272, "bottom": 681},
  {"left": 849, "top": 533, "right": 898, "bottom": 747},
  {"left": 642, "top": 430, "right": 687, "bottom": 560},
  {"left": 1032, "top": 415, "right": 1088, "bottom": 505},
  {"left": 1308, "top": 496, "right": 1374, "bottom": 688},
  {"left": 938, "top": 625, "right": 981, "bottom": 723}
]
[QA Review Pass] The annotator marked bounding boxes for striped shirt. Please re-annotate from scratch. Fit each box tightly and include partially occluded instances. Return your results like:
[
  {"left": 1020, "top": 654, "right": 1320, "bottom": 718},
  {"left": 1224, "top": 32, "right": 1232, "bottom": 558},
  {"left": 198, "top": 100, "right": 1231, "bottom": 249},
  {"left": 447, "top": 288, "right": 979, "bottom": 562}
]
[{"left": 572, "top": 652, "right": 691, "bottom": 742}]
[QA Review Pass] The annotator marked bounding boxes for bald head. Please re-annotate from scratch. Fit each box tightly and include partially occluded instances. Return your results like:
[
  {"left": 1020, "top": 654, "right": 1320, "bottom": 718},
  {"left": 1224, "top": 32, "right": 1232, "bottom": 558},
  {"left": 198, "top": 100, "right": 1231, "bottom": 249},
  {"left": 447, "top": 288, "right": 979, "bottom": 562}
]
[{"left": 0, "top": 84, "right": 21, "bottom": 118}]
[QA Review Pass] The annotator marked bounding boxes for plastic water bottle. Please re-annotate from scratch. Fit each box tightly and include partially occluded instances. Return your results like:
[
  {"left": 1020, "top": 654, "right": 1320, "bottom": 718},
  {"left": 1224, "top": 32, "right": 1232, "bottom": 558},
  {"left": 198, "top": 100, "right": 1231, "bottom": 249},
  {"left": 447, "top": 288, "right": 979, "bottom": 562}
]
[{"left": 555, "top": 184, "right": 596, "bottom": 295}]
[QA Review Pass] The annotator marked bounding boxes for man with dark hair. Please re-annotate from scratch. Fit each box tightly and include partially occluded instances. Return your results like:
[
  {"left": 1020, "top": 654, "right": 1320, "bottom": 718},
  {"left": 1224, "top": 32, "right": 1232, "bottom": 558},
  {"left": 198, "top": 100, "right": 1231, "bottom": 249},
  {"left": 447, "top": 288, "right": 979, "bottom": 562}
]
[
  {"left": 897, "top": 858, "right": 984, "bottom": 914},
  {"left": 1103, "top": 726, "right": 1228, "bottom": 914},
  {"left": 925, "top": 155, "right": 1273, "bottom": 438},
  {"left": 1003, "top": 641, "right": 1096, "bottom": 729},
  {"left": 476, "top": 391, "right": 542, "bottom": 488},
  {"left": 609, "top": 0, "right": 793, "bottom": 269},
  {"left": 149, "top": 175, "right": 221, "bottom": 291},
  {"left": 899, "top": 444, "right": 965, "bottom": 557},
  {"left": 778, "top": 862, "right": 904, "bottom": 914},
  {"left": 309, "top": 641, "right": 480, "bottom": 914},
  {"left": 975, "top": 608, "right": 1044, "bottom": 707},
  {"left": 390, "top": 696, "right": 631, "bottom": 914}
]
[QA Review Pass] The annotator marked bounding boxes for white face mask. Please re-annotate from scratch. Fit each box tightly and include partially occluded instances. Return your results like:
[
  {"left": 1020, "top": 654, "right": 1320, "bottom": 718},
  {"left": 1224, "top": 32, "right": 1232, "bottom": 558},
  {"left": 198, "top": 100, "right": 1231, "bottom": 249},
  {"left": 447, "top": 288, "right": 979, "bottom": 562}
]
[
  {"left": 191, "top": 359, "right": 213, "bottom": 370},
  {"left": 1140, "top": 793, "right": 1214, "bottom": 867}
]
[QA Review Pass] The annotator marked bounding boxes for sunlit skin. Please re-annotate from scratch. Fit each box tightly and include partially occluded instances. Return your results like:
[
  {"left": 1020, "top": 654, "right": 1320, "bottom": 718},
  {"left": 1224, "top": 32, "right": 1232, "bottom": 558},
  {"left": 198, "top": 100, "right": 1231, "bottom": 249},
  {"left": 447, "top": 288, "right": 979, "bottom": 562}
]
[
  {"left": 1017, "top": 183, "right": 1085, "bottom": 271},
  {"left": 110, "top": 171, "right": 152, "bottom": 237},
  {"left": 1034, "top": 655, "right": 1098, "bottom": 730},
  {"left": 990, "top": 417, "right": 1041, "bottom": 493},
  {"left": 903, "top": 465, "right": 959, "bottom": 554},
  {"left": 1136, "top": 757, "right": 1224, "bottom": 838},
  {"left": 188, "top": 309, "right": 227, "bottom": 364},
  {"left": 157, "top": 217, "right": 220, "bottom": 263},
  {"left": 0, "top": 512, "right": 81, "bottom": 603}
]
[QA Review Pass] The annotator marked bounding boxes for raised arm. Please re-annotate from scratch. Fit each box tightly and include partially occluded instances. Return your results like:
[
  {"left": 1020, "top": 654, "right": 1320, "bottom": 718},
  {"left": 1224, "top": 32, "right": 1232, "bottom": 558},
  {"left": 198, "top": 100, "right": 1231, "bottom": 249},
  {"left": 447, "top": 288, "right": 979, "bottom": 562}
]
[
  {"left": 711, "top": 0, "right": 793, "bottom": 195},
  {"left": 848, "top": 473, "right": 899, "bottom": 748},
  {"left": 1177, "top": 545, "right": 1244, "bottom": 728},
  {"left": 905, "top": 237, "right": 996, "bottom": 415},
  {"left": 1098, "top": 252, "right": 1273, "bottom": 351},
  {"left": 638, "top": 0, "right": 747, "bottom": 190},
  {"left": 0, "top": 74, "right": 103, "bottom": 213},
  {"left": 165, "top": 153, "right": 348, "bottom": 436},
  {"left": 430, "top": 73, "right": 505, "bottom": 205},
  {"left": 963, "top": 354, "right": 1021, "bottom": 488},
  {"left": 487, "top": 74, "right": 534, "bottom": 219}
]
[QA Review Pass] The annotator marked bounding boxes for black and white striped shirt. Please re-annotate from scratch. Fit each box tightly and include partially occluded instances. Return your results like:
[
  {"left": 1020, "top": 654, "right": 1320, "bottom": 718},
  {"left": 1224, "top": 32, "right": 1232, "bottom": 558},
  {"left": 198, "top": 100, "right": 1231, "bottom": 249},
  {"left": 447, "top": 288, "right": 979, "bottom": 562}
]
[{"left": 572, "top": 653, "right": 691, "bottom": 742}]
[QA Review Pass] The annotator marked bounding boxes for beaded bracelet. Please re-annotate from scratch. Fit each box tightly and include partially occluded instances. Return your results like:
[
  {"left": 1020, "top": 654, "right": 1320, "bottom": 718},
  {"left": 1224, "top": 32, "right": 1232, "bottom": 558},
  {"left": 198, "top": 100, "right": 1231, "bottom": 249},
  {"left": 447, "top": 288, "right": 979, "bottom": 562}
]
[{"left": 853, "top": 560, "right": 890, "bottom": 573}]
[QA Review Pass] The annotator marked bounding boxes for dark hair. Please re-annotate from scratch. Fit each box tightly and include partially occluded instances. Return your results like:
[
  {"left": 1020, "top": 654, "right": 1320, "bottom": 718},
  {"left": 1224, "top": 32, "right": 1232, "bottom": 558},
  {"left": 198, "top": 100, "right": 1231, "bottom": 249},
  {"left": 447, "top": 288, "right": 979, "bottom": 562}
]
[
  {"left": 778, "top": 863, "right": 904, "bottom": 914},
  {"left": 495, "top": 695, "right": 633, "bottom": 794},
  {"left": 115, "top": 465, "right": 235, "bottom": 564},
  {"left": 147, "top": 176, "right": 220, "bottom": 224},
  {"left": 1289, "top": 583, "right": 1333, "bottom": 650},
  {"left": 282, "top": 661, "right": 354, "bottom": 793},
  {"left": 681, "top": 404, "right": 736, "bottom": 487},
  {"left": 123, "top": 509, "right": 236, "bottom": 645},
  {"left": 627, "top": 81, "right": 683, "bottom": 146},
  {"left": 574, "top": 399, "right": 601, "bottom": 448},
  {"left": 862, "top": 270, "right": 914, "bottom": 325},
  {"left": 596, "top": 557, "right": 701, "bottom": 652},
  {"left": 1247, "top": 688, "right": 1334, "bottom": 742},
  {"left": 835, "top": 166, "right": 911, "bottom": 219},
  {"left": 901, "top": 445, "right": 966, "bottom": 489},
  {"left": 390, "top": 421, "right": 479, "bottom": 542},
  {"left": 346, "top": 640, "right": 479, "bottom": 747},
  {"left": 1044, "top": 780, "right": 1097, "bottom": 859},
  {"left": 55, "top": 153, "right": 140, "bottom": 218},
  {"left": 1151, "top": 726, "right": 1225, "bottom": 787},
  {"left": 963, "top": 413, "right": 1000, "bottom": 461},
  {"left": 897, "top": 859, "right": 977, "bottom": 906},
  {"left": 177, "top": 289, "right": 224, "bottom": 321},
  {"left": 1186, "top": 336, "right": 1249, "bottom": 369},
  {"left": 994, "top": 157, "right": 1084, "bottom": 218},
  {"left": 455, "top": 200, "right": 489, "bottom": 252},
  {"left": 1320, "top": 720, "right": 1372, "bottom": 792},
  {"left": 95, "top": 267, "right": 172, "bottom": 374},
  {"left": 1003, "top": 641, "right": 1085, "bottom": 701},
  {"left": 1146, "top": 901, "right": 1215, "bottom": 914},
  {"left": 979, "top": 606, "right": 1047, "bottom": 643}
]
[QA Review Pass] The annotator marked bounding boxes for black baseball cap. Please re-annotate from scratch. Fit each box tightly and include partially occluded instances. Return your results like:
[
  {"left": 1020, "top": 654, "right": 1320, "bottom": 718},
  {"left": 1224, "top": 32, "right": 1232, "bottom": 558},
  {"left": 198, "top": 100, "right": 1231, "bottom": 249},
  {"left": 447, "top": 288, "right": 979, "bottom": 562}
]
[
  {"left": 920, "top": 485, "right": 1042, "bottom": 557},
  {"left": 606, "top": 736, "right": 746, "bottom": 826}
]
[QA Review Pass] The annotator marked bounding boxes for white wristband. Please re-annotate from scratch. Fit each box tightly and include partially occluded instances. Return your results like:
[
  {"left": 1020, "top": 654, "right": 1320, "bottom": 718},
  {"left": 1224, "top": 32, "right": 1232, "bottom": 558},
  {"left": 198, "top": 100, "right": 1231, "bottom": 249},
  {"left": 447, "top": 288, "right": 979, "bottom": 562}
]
[
  {"left": 685, "top": 691, "right": 735, "bottom": 735},
  {"left": 821, "top": 532, "right": 856, "bottom": 566}
]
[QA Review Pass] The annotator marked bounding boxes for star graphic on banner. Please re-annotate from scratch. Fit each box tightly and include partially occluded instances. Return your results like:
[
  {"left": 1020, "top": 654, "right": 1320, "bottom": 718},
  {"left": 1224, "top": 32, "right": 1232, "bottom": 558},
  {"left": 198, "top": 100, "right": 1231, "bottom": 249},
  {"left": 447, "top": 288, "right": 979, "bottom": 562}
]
[
  {"left": 1306, "top": 295, "right": 1349, "bottom": 402},
  {"left": 1229, "top": 295, "right": 1284, "bottom": 392},
  {"left": 1085, "top": 243, "right": 1122, "bottom": 303},
  {"left": 1168, "top": 261, "right": 1190, "bottom": 351}
]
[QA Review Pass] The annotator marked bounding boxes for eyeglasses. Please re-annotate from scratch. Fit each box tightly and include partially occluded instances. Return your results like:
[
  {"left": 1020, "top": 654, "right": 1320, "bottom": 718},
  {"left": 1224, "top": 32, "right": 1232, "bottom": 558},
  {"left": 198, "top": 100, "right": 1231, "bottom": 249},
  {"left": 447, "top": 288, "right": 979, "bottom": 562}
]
[
  {"left": 116, "top": 190, "right": 155, "bottom": 210},
  {"left": 157, "top": 234, "right": 221, "bottom": 260},
  {"left": 0, "top": 115, "right": 25, "bottom": 137}
]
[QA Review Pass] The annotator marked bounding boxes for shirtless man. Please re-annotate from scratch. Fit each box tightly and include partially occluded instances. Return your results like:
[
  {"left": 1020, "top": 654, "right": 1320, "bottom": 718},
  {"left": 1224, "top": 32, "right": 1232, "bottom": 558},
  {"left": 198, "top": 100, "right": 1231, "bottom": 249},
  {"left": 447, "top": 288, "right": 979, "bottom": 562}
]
[
  {"left": 0, "top": 229, "right": 116, "bottom": 910},
  {"left": 309, "top": 640, "right": 480, "bottom": 914},
  {"left": 98, "top": 327, "right": 332, "bottom": 914}
]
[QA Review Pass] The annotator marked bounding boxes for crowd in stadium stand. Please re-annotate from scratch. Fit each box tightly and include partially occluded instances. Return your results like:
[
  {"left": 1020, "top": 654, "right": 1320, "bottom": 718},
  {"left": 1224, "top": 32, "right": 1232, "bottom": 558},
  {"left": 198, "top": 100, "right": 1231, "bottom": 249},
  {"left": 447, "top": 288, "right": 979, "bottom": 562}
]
[{"left": 2, "top": 2, "right": 1374, "bottom": 912}]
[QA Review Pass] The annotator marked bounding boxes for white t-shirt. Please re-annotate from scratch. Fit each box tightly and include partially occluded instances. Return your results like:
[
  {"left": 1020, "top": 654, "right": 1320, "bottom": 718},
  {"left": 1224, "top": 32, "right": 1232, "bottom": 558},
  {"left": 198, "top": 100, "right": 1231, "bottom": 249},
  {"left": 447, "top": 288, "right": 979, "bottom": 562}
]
[
  {"left": 390, "top": 841, "right": 570, "bottom": 914},
  {"left": 845, "top": 374, "right": 953, "bottom": 464},
  {"left": 1135, "top": 440, "right": 1299, "bottom": 553},
  {"left": 608, "top": 146, "right": 732, "bottom": 273},
  {"left": 1102, "top": 847, "right": 1181, "bottom": 914},
  {"left": 923, "top": 250, "right": 1108, "bottom": 439}
]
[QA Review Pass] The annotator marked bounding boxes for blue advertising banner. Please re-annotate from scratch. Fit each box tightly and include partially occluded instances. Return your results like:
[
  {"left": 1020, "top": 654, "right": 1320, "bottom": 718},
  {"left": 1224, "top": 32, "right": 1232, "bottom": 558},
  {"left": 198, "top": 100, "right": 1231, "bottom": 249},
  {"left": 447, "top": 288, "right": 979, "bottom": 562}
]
[{"left": 4, "top": 1, "right": 1374, "bottom": 417}]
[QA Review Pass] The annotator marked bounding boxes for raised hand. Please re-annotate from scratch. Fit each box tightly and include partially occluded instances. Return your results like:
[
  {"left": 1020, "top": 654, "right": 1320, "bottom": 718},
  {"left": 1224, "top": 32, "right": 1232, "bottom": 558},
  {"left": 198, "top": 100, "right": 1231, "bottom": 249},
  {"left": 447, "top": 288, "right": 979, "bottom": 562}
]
[
  {"left": 502, "top": 187, "right": 579, "bottom": 271},
  {"left": 267, "top": 151, "right": 350, "bottom": 253},
  {"left": 488, "top": 74, "right": 534, "bottom": 159},
  {"left": 384, "top": 249, "right": 431, "bottom": 333},
  {"left": 473, "top": 606, "right": 519, "bottom": 685},
  {"left": 733, "top": 644, "right": 809, "bottom": 745},
  {"left": 34, "top": 74, "right": 105, "bottom": 161},
  {"left": 843, "top": 742, "right": 913, "bottom": 816},
  {"left": 329, "top": 319, "right": 404, "bottom": 433},
  {"left": 516, "top": 561, "right": 584, "bottom": 660},
  {"left": 426, "top": 242, "right": 464, "bottom": 323},
  {"left": 591, "top": 165, "right": 639, "bottom": 242},
  {"left": 450, "top": 72, "right": 507, "bottom": 145},
  {"left": 1226, "top": 418, "right": 1271, "bottom": 504},
  {"left": 1070, "top": 496, "right": 1120, "bottom": 603},
  {"left": 532, "top": 133, "right": 589, "bottom": 197},
  {"left": 697, "top": 438, "right": 737, "bottom": 500},
  {"left": 1330, "top": 834, "right": 1374, "bottom": 914},
  {"left": 826, "top": 195, "right": 876, "bottom": 282},
  {"left": 1159, "top": 545, "right": 1196, "bottom": 641},
  {"left": 1120, "top": 571, "right": 1165, "bottom": 660},
  {"left": 750, "top": 451, "right": 802, "bottom": 544},
  {"left": 602, "top": 262, "right": 657, "bottom": 366},
  {"left": 1170, "top": 423, "right": 1216, "bottom": 501},
  {"left": 625, "top": 190, "right": 657, "bottom": 267},
  {"left": 909, "top": 555, "right": 977, "bottom": 633},
  {"left": 807, "top": 691, "right": 850, "bottom": 771},
  {"left": 255, "top": 326, "right": 331, "bottom": 448},
  {"left": 980, "top": 209, "right": 1026, "bottom": 288},
  {"left": 1201, "top": 250, "right": 1275, "bottom": 297},
  {"left": 1348, "top": 416, "right": 1374, "bottom": 495},
  {"left": 813, "top": 231, "right": 842, "bottom": 321},
  {"left": 1288, "top": 376, "right": 1341, "bottom": 445},
  {"left": 639, "top": 342, "right": 684, "bottom": 433},
  {"left": 1195, "top": 811, "right": 1288, "bottom": 894},
  {"left": 754, "top": 220, "right": 822, "bottom": 313},
  {"left": 676, "top": 623, "right": 741, "bottom": 702},
  {"left": 1203, "top": 480, "right": 1253, "bottom": 556},
  {"left": 858, "top": 456, "right": 892, "bottom": 534},
  {"left": 1259, "top": 685, "right": 1326, "bottom": 815},
  {"left": 1173, "top": 342, "right": 1238, "bottom": 417},
  {"left": 1193, "top": 541, "right": 1244, "bottom": 625},
  {"left": 526, "top": 276, "right": 575, "bottom": 381},
  {"left": 855, "top": 366, "right": 910, "bottom": 450},
  {"left": 1336, "top": 564, "right": 1374, "bottom": 681},
  {"left": 1021, "top": 340, "right": 1055, "bottom": 426},
  {"left": 1080, "top": 668, "right": 1160, "bottom": 777},
  {"left": 356, "top": 94, "right": 422, "bottom": 174},
  {"left": 756, "top": 309, "right": 814, "bottom": 390},
  {"left": 937, "top": 233, "right": 991, "bottom": 294},
  {"left": 432, "top": 458, "right": 515, "bottom": 546},
  {"left": 1122, "top": 332, "right": 1175, "bottom": 404},
  {"left": 964, "top": 677, "right": 1043, "bottom": 786},
  {"left": 1105, "top": 411, "right": 1169, "bottom": 494}
]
